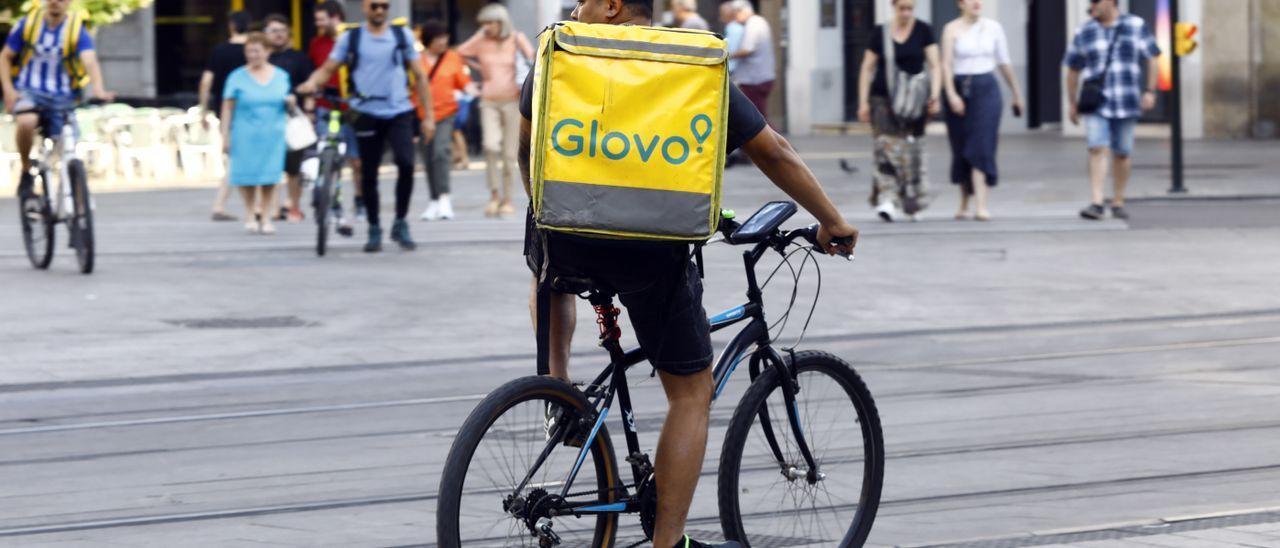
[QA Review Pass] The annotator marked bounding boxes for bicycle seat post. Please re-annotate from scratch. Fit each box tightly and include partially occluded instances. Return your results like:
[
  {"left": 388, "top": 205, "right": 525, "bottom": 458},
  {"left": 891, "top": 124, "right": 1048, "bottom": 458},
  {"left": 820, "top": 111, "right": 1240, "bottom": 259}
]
[{"left": 587, "top": 291, "right": 623, "bottom": 354}]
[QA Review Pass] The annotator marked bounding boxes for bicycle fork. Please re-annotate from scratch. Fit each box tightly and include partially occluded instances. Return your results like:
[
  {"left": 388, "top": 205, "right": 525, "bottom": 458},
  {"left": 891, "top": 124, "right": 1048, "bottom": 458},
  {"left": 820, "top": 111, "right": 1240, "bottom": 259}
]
[{"left": 756, "top": 348, "right": 825, "bottom": 484}]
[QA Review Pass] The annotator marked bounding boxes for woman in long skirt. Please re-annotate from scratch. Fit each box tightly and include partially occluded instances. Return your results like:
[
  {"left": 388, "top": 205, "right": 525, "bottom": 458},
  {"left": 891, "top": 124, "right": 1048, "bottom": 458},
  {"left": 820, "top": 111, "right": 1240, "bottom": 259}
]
[{"left": 941, "top": 0, "right": 1024, "bottom": 221}]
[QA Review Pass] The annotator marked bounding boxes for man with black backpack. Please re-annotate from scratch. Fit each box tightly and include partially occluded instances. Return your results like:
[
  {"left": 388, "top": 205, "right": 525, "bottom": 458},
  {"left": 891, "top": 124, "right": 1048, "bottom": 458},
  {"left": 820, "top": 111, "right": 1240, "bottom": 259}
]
[
  {"left": 299, "top": 0, "right": 435, "bottom": 252},
  {"left": 519, "top": 1, "right": 857, "bottom": 546}
]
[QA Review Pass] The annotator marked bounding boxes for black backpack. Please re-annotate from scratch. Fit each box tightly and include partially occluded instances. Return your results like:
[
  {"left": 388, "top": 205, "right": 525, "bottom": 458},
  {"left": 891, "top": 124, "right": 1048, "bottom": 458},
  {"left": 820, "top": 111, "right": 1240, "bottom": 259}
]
[{"left": 344, "top": 23, "right": 415, "bottom": 99}]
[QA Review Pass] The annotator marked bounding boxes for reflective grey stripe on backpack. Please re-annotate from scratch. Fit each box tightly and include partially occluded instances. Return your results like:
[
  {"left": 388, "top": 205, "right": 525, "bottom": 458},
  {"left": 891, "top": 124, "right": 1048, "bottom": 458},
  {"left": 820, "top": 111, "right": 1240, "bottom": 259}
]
[
  {"left": 556, "top": 34, "right": 725, "bottom": 59},
  {"left": 539, "top": 180, "right": 712, "bottom": 238}
]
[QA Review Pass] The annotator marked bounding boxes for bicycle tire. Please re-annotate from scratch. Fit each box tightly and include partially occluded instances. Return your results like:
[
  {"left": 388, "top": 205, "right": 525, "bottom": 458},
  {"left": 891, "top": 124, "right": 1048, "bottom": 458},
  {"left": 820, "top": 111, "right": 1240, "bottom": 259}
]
[
  {"left": 20, "top": 173, "right": 54, "bottom": 270},
  {"left": 437, "top": 375, "right": 620, "bottom": 548},
  {"left": 718, "top": 350, "right": 884, "bottom": 547},
  {"left": 68, "top": 160, "right": 94, "bottom": 274},
  {"left": 314, "top": 149, "right": 338, "bottom": 257}
]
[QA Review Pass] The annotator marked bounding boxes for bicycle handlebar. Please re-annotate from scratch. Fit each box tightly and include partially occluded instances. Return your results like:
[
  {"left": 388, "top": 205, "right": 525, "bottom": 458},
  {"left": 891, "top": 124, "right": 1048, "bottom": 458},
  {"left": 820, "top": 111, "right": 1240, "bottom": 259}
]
[
  {"left": 716, "top": 217, "right": 854, "bottom": 259},
  {"left": 12, "top": 98, "right": 111, "bottom": 117}
]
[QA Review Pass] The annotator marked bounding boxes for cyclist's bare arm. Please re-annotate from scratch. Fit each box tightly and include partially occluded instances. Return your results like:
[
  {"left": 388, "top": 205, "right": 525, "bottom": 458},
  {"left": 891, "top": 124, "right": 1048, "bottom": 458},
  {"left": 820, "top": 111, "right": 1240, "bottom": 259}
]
[
  {"left": 0, "top": 46, "right": 19, "bottom": 111},
  {"left": 518, "top": 118, "right": 532, "bottom": 197},
  {"left": 78, "top": 50, "right": 113, "bottom": 100},
  {"left": 297, "top": 59, "right": 342, "bottom": 96},
  {"left": 741, "top": 126, "right": 859, "bottom": 255}
]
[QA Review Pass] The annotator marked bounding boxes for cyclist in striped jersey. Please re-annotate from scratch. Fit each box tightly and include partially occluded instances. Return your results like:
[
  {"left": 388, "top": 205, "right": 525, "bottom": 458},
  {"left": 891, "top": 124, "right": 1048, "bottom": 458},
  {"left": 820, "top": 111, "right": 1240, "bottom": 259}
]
[{"left": 0, "top": 0, "right": 115, "bottom": 202}]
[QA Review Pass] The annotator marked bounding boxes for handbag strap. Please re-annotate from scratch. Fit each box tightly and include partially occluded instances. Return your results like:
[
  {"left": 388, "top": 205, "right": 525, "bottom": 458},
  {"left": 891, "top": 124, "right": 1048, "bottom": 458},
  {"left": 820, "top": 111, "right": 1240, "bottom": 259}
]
[
  {"left": 428, "top": 50, "right": 449, "bottom": 81},
  {"left": 1098, "top": 16, "right": 1123, "bottom": 80},
  {"left": 882, "top": 23, "right": 897, "bottom": 97}
]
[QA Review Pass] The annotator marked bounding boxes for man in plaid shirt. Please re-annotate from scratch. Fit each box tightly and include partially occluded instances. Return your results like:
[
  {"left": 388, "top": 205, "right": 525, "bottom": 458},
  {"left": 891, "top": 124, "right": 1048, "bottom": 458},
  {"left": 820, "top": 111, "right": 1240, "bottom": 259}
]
[{"left": 1064, "top": 0, "right": 1162, "bottom": 220}]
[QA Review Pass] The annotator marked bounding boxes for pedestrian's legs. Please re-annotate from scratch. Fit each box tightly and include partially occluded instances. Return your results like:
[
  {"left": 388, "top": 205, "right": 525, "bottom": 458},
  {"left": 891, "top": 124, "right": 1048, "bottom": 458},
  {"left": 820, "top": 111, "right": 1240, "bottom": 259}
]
[
  {"left": 387, "top": 113, "right": 417, "bottom": 222},
  {"left": 259, "top": 184, "right": 278, "bottom": 233},
  {"left": 652, "top": 368, "right": 716, "bottom": 547},
  {"left": 479, "top": 99, "right": 504, "bottom": 216},
  {"left": 1112, "top": 153, "right": 1131, "bottom": 206},
  {"left": 237, "top": 186, "right": 256, "bottom": 227},
  {"left": 425, "top": 116, "right": 455, "bottom": 199},
  {"left": 357, "top": 117, "right": 388, "bottom": 228},
  {"left": 452, "top": 129, "right": 470, "bottom": 169},
  {"left": 1088, "top": 148, "right": 1110, "bottom": 206},
  {"left": 972, "top": 168, "right": 990, "bottom": 220},
  {"left": 498, "top": 100, "right": 522, "bottom": 212},
  {"left": 212, "top": 154, "right": 235, "bottom": 218}
]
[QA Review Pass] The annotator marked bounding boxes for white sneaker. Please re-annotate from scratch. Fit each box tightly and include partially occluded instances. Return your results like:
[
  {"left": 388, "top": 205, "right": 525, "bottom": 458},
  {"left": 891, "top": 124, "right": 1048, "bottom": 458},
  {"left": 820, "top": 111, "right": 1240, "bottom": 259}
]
[
  {"left": 875, "top": 201, "right": 897, "bottom": 223},
  {"left": 909, "top": 212, "right": 924, "bottom": 222},
  {"left": 420, "top": 200, "right": 441, "bottom": 221},
  {"left": 438, "top": 194, "right": 454, "bottom": 220}
]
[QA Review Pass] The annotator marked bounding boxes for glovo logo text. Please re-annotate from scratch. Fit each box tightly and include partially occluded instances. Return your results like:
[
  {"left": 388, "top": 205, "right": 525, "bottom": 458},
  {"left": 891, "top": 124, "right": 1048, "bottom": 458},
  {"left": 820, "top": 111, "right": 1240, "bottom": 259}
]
[{"left": 550, "top": 114, "right": 714, "bottom": 166}]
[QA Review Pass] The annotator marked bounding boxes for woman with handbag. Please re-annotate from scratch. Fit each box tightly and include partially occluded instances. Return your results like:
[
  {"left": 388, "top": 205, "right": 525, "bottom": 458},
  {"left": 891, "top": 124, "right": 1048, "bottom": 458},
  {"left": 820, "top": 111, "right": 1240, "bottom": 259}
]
[
  {"left": 857, "top": 0, "right": 942, "bottom": 222},
  {"left": 221, "top": 33, "right": 294, "bottom": 235},
  {"left": 457, "top": 4, "right": 535, "bottom": 219},
  {"left": 941, "top": 0, "right": 1023, "bottom": 221}
]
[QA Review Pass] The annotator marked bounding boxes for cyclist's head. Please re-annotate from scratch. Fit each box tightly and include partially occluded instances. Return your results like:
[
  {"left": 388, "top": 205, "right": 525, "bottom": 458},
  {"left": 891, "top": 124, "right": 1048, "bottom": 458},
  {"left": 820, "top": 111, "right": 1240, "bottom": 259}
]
[
  {"left": 228, "top": 11, "right": 252, "bottom": 36},
  {"left": 718, "top": 1, "right": 739, "bottom": 24},
  {"left": 243, "top": 32, "right": 271, "bottom": 67},
  {"left": 571, "top": 0, "right": 653, "bottom": 25},
  {"left": 476, "top": 4, "right": 513, "bottom": 39},
  {"left": 420, "top": 19, "right": 450, "bottom": 55},
  {"left": 42, "top": 0, "right": 71, "bottom": 17},
  {"left": 264, "top": 14, "right": 291, "bottom": 50},
  {"left": 315, "top": 0, "right": 346, "bottom": 35},
  {"left": 363, "top": 0, "right": 391, "bottom": 26}
]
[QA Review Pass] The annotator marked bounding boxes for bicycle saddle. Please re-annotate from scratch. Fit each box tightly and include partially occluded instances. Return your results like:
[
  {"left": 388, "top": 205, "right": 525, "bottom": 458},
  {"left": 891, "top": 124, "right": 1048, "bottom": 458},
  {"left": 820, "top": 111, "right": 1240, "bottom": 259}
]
[{"left": 549, "top": 274, "right": 614, "bottom": 297}]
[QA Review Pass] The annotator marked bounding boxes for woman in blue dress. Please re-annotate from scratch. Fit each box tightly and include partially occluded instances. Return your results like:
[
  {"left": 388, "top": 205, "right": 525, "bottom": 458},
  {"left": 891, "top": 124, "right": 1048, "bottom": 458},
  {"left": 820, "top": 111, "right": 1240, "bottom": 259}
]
[{"left": 221, "top": 33, "right": 294, "bottom": 235}]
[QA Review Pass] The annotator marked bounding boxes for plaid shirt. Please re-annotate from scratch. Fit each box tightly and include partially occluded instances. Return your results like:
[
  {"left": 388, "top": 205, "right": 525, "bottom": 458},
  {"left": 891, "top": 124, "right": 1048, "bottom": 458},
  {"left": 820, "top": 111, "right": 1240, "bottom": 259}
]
[{"left": 1064, "top": 14, "right": 1162, "bottom": 119}]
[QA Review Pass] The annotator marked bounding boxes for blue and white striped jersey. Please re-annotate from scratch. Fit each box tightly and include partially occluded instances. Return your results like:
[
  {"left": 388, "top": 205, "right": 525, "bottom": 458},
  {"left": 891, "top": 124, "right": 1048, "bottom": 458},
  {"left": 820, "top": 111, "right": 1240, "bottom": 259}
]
[{"left": 5, "top": 16, "right": 95, "bottom": 98}]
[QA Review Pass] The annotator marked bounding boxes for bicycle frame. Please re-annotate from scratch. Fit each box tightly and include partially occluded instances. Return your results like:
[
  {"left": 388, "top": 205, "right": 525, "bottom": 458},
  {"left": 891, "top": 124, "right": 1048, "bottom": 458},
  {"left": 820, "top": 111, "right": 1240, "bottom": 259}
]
[
  {"left": 31, "top": 113, "right": 81, "bottom": 223},
  {"left": 513, "top": 234, "right": 826, "bottom": 522}
]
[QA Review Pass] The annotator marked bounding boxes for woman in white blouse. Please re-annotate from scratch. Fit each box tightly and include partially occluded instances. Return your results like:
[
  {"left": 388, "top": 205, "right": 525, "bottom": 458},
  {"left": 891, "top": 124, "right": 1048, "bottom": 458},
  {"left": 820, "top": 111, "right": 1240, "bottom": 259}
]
[{"left": 940, "top": 0, "right": 1024, "bottom": 221}]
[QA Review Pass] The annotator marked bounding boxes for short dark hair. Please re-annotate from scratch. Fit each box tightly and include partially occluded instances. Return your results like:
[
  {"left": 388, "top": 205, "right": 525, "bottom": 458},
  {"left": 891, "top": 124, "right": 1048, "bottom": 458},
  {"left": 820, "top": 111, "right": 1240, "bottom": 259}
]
[
  {"left": 420, "top": 19, "right": 449, "bottom": 46},
  {"left": 228, "top": 11, "right": 251, "bottom": 34},
  {"left": 621, "top": 0, "right": 654, "bottom": 19},
  {"left": 264, "top": 13, "right": 289, "bottom": 30},
  {"left": 316, "top": 0, "right": 346, "bottom": 21}
]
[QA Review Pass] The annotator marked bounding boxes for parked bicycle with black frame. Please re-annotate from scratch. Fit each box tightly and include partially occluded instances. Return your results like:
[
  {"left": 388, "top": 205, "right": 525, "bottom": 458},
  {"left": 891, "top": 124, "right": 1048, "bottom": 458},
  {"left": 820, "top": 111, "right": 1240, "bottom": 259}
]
[{"left": 437, "top": 201, "right": 885, "bottom": 547}]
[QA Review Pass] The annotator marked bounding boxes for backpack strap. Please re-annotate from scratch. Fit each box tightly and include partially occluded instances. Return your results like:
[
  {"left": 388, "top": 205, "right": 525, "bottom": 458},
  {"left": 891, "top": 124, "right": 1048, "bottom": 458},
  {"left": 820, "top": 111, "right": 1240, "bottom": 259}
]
[
  {"left": 18, "top": 11, "right": 44, "bottom": 74},
  {"left": 62, "top": 11, "right": 88, "bottom": 90},
  {"left": 345, "top": 26, "right": 363, "bottom": 97}
]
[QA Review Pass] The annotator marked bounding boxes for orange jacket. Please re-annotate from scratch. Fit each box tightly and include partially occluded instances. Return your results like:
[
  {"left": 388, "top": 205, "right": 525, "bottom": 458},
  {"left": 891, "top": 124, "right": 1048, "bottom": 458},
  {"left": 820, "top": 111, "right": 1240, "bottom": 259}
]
[{"left": 413, "top": 49, "right": 470, "bottom": 122}]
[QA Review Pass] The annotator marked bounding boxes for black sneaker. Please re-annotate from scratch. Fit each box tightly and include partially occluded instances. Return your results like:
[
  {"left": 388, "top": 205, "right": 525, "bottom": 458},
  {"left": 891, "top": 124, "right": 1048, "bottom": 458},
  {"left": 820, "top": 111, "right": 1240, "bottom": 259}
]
[
  {"left": 1110, "top": 205, "right": 1130, "bottom": 220},
  {"left": 16, "top": 172, "right": 34, "bottom": 200},
  {"left": 1079, "top": 203, "right": 1106, "bottom": 220},
  {"left": 674, "top": 536, "right": 741, "bottom": 548},
  {"left": 390, "top": 219, "right": 417, "bottom": 250},
  {"left": 364, "top": 225, "right": 383, "bottom": 253}
]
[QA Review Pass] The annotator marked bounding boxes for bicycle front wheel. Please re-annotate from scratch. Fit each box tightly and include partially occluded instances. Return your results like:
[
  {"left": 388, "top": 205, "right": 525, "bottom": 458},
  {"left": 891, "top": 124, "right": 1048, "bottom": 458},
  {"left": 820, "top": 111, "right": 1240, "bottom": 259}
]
[
  {"left": 437, "top": 376, "right": 620, "bottom": 548},
  {"left": 68, "top": 160, "right": 94, "bottom": 274},
  {"left": 719, "top": 351, "right": 884, "bottom": 547},
  {"left": 20, "top": 174, "right": 54, "bottom": 270},
  {"left": 313, "top": 150, "right": 337, "bottom": 257}
]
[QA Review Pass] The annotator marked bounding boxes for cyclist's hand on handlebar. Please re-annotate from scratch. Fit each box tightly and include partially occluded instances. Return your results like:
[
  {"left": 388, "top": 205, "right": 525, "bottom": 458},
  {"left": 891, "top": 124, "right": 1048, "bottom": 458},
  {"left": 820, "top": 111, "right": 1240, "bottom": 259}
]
[
  {"left": 93, "top": 88, "right": 117, "bottom": 103},
  {"left": 4, "top": 89, "right": 21, "bottom": 114},
  {"left": 817, "top": 222, "right": 859, "bottom": 258},
  {"left": 296, "top": 80, "right": 318, "bottom": 96}
]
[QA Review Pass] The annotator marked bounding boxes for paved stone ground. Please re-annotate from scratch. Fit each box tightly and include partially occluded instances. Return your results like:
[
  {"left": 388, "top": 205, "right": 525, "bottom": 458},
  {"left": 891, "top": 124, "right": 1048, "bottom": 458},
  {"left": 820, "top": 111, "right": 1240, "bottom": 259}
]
[{"left": 0, "top": 132, "right": 1277, "bottom": 547}]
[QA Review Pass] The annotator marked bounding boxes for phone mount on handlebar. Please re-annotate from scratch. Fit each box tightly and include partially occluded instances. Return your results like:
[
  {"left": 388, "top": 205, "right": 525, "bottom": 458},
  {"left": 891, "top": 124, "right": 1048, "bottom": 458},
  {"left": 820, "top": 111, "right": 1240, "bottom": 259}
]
[{"left": 727, "top": 201, "right": 797, "bottom": 245}]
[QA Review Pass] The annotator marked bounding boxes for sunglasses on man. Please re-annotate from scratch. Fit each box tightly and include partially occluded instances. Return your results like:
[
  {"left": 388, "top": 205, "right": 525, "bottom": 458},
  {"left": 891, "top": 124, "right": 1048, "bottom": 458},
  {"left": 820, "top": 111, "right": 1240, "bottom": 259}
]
[{"left": 370, "top": 2, "right": 391, "bottom": 11}]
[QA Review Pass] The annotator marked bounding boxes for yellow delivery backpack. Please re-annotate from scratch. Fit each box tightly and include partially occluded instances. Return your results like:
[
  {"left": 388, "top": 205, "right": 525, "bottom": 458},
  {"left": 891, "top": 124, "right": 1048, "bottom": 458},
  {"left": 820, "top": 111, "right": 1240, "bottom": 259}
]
[{"left": 530, "top": 22, "right": 730, "bottom": 241}]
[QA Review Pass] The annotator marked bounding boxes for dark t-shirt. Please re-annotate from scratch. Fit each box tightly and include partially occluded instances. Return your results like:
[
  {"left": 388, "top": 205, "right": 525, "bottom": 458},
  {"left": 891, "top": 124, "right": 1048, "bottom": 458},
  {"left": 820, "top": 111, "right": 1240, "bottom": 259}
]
[
  {"left": 869, "top": 20, "right": 936, "bottom": 98},
  {"left": 206, "top": 42, "right": 246, "bottom": 115},
  {"left": 269, "top": 48, "right": 313, "bottom": 94}
]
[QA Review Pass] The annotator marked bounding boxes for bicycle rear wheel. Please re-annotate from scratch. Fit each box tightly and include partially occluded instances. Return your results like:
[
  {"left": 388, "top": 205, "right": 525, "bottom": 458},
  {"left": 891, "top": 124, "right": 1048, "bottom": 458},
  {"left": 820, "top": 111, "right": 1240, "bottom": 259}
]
[
  {"left": 313, "top": 150, "right": 337, "bottom": 257},
  {"left": 437, "top": 376, "right": 620, "bottom": 548},
  {"left": 20, "top": 173, "right": 54, "bottom": 270},
  {"left": 68, "top": 160, "right": 94, "bottom": 274},
  {"left": 719, "top": 351, "right": 884, "bottom": 547}
]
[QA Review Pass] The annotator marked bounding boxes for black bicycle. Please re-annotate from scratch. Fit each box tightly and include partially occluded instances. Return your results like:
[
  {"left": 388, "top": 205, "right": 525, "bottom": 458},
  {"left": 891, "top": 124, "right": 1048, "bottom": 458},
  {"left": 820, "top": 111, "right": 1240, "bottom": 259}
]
[
  {"left": 18, "top": 104, "right": 97, "bottom": 274},
  {"left": 305, "top": 93, "right": 355, "bottom": 257},
  {"left": 437, "top": 202, "right": 884, "bottom": 547}
]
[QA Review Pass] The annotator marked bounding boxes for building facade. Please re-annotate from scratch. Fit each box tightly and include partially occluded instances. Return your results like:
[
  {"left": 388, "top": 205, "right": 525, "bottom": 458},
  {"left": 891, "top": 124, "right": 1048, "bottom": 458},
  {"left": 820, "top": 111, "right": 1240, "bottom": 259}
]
[{"left": 87, "top": 0, "right": 1276, "bottom": 139}]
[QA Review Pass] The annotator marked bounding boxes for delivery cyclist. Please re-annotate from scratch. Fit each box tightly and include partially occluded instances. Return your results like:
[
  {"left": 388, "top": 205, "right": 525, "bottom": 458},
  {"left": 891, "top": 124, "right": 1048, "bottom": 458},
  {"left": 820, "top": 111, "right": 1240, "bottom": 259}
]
[{"left": 518, "top": 1, "right": 859, "bottom": 546}]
